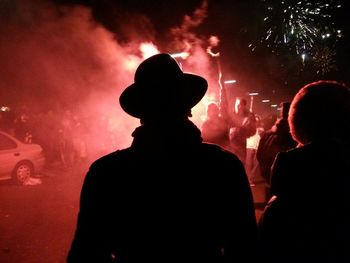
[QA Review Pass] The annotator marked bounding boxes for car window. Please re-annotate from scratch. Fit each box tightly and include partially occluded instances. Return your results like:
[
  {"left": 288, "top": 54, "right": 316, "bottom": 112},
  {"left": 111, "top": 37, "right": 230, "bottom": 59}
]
[{"left": 0, "top": 134, "right": 17, "bottom": 150}]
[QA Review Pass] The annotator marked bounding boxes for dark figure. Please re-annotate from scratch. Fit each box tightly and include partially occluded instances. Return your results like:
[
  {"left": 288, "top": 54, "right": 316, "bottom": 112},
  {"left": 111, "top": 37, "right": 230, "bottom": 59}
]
[
  {"left": 259, "top": 81, "right": 350, "bottom": 263},
  {"left": 256, "top": 102, "right": 297, "bottom": 201},
  {"left": 201, "top": 102, "right": 230, "bottom": 150},
  {"left": 68, "top": 54, "right": 258, "bottom": 263},
  {"left": 229, "top": 98, "right": 257, "bottom": 165},
  {"left": 261, "top": 113, "right": 277, "bottom": 131},
  {"left": 14, "top": 113, "right": 32, "bottom": 143}
]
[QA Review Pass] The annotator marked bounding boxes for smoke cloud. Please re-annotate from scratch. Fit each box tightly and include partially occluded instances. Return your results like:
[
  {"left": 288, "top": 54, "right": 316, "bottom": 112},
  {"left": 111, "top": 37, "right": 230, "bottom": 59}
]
[
  {"left": 0, "top": 0, "right": 219, "bottom": 158},
  {"left": 0, "top": 1, "right": 145, "bottom": 154}
]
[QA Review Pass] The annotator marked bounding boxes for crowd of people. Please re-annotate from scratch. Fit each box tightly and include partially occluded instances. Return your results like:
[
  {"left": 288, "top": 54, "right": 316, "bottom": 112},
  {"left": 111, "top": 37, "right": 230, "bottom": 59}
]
[
  {"left": 0, "top": 108, "right": 120, "bottom": 169},
  {"left": 67, "top": 53, "right": 350, "bottom": 262},
  {"left": 1, "top": 52, "right": 348, "bottom": 262}
]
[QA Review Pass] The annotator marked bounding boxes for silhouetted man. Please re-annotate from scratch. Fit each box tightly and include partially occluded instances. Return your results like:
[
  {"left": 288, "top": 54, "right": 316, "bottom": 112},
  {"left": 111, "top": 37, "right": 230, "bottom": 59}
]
[
  {"left": 229, "top": 98, "right": 256, "bottom": 165},
  {"left": 256, "top": 102, "right": 297, "bottom": 201},
  {"left": 68, "top": 54, "right": 258, "bottom": 263},
  {"left": 259, "top": 81, "right": 350, "bottom": 263},
  {"left": 201, "top": 102, "right": 230, "bottom": 150}
]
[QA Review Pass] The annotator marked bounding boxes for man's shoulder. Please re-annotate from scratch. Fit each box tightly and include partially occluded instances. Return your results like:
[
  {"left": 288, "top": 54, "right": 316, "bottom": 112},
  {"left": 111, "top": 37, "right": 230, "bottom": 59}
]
[
  {"left": 200, "top": 142, "right": 243, "bottom": 164},
  {"left": 278, "top": 139, "right": 346, "bottom": 161},
  {"left": 259, "top": 129, "right": 275, "bottom": 141},
  {"left": 90, "top": 148, "right": 133, "bottom": 170},
  {"left": 200, "top": 142, "right": 229, "bottom": 153}
]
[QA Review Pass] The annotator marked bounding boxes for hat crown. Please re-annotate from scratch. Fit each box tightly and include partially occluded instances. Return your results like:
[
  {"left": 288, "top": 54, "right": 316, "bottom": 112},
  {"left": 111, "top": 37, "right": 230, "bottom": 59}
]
[{"left": 134, "top": 54, "right": 182, "bottom": 86}]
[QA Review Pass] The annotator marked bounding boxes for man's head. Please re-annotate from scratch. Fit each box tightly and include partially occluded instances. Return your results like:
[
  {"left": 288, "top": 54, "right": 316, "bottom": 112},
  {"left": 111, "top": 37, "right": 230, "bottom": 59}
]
[
  {"left": 279, "top": 102, "right": 291, "bottom": 119},
  {"left": 119, "top": 53, "right": 208, "bottom": 121},
  {"left": 289, "top": 80, "right": 350, "bottom": 145},
  {"left": 234, "top": 97, "right": 248, "bottom": 115}
]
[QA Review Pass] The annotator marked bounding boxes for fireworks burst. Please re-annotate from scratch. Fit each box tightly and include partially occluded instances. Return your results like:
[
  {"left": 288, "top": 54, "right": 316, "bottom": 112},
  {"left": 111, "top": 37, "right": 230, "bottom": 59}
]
[
  {"left": 252, "top": 0, "right": 342, "bottom": 56},
  {"left": 312, "top": 46, "right": 337, "bottom": 75}
]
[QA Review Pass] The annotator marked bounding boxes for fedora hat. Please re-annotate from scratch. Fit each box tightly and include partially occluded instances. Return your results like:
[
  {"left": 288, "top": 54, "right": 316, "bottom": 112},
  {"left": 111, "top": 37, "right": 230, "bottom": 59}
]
[{"left": 119, "top": 53, "right": 208, "bottom": 118}]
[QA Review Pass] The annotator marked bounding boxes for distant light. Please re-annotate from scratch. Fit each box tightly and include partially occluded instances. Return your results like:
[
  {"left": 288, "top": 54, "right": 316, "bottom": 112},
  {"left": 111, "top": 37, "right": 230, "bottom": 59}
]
[
  {"left": 271, "top": 104, "right": 278, "bottom": 108},
  {"left": 336, "top": 30, "right": 342, "bottom": 38},
  {"left": 124, "top": 58, "right": 138, "bottom": 71},
  {"left": 322, "top": 35, "right": 326, "bottom": 39},
  {"left": 224, "top": 80, "right": 237, "bottom": 84},
  {"left": 326, "top": 33, "right": 331, "bottom": 38},
  {"left": 208, "top": 35, "right": 220, "bottom": 47},
  {"left": 249, "top": 92, "right": 259, "bottom": 96},
  {"left": 170, "top": 52, "right": 190, "bottom": 60},
  {"left": 301, "top": 53, "right": 306, "bottom": 64},
  {"left": 262, "top": 99, "right": 270, "bottom": 103},
  {"left": 1, "top": 106, "right": 10, "bottom": 112},
  {"left": 139, "top": 42, "right": 159, "bottom": 59}
]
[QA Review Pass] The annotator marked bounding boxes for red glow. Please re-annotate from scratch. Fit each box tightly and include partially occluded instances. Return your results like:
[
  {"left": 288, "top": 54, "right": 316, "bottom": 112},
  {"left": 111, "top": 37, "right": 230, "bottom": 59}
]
[
  {"left": 139, "top": 42, "right": 160, "bottom": 59},
  {"left": 0, "top": 2, "right": 221, "bottom": 156},
  {"left": 170, "top": 52, "right": 190, "bottom": 59},
  {"left": 124, "top": 56, "right": 140, "bottom": 72},
  {"left": 192, "top": 93, "right": 218, "bottom": 123}
]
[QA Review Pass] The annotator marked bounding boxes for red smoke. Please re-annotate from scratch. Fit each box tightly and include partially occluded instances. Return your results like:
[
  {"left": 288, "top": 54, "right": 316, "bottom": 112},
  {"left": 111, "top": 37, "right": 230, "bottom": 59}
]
[{"left": 0, "top": 0, "right": 220, "bottom": 156}]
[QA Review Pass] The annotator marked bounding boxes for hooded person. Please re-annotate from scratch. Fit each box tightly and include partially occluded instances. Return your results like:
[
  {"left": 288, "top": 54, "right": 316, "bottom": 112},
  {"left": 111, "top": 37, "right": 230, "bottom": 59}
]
[
  {"left": 259, "top": 80, "right": 350, "bottom": 263},
  {"left": 67, "top": 53, "right": 258, "bottom": 263}
]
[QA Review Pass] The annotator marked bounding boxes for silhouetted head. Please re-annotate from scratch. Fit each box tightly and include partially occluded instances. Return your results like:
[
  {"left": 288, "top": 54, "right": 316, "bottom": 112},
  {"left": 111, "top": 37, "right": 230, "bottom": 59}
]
[
  {"left": 289, "top": 80, "right": 350, "bottom": 145},
  {"left": 119, "top": 53, "right": 208, "bottom": 121},
  {"left": 234, "top": 97, "right": 248, "bottom": 115},
  {"left": 279, "top": 101, "right": 291, "bottom": 119}
]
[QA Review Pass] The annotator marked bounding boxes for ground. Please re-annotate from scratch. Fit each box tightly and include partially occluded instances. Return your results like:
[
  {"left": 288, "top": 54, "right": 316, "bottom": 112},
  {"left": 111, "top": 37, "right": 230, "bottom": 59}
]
[{"left": 0, "top": 163, "right": 266, "bottom": 263}]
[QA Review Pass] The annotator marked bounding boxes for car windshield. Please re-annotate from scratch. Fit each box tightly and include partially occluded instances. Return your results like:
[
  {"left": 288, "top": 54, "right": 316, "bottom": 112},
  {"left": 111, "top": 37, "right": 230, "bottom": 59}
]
[{"left": 0, "top": 133, "right": 17, "bottom": 150}]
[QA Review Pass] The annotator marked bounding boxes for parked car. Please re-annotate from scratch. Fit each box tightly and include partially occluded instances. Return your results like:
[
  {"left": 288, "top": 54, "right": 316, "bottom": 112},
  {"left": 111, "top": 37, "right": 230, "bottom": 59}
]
[{"left": 0, "top": 130, "right": 45, "bottom": 184}]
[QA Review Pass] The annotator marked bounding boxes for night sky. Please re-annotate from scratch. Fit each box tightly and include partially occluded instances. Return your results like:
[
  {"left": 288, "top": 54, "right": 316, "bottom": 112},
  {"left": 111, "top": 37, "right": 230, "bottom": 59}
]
[
  {"left": 55, "top": 0, "right": 350, "bottom": 95},
  {"left": 1, "top": 0, "right": 349, "bottom": 111}
]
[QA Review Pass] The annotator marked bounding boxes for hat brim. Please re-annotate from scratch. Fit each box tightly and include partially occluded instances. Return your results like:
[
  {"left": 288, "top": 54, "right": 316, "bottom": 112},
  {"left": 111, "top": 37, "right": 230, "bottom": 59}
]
[{"left": 120, "top": 73, "right": 208, "bottom": 118}]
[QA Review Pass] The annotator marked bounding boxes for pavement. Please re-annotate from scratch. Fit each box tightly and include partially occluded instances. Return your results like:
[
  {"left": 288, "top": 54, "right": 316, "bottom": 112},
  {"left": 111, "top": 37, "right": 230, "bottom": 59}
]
[{"left": 0, "top": 162, "right": 267, "bottom": 263}]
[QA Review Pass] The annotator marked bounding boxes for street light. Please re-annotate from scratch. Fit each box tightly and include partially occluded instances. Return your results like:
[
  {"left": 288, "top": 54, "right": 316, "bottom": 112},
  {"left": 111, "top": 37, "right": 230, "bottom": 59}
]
[
  {"left": 224, "top": 80, "right": 237, "bottom": 84},
  {"left": 170, "top": 52, "right": 190, "bottom": 60}
]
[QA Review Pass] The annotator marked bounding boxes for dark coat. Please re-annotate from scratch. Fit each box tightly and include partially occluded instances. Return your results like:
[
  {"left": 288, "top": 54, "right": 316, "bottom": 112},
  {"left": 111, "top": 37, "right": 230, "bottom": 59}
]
[
  {"left": 256, "top": 118, "right": 297, "bottom": 183},
  {"left": 68, "top": 121, "right": 258, "bottom": 263},
  {"left": 259, "top": 139, "right": 350, "bottom": 263}
]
